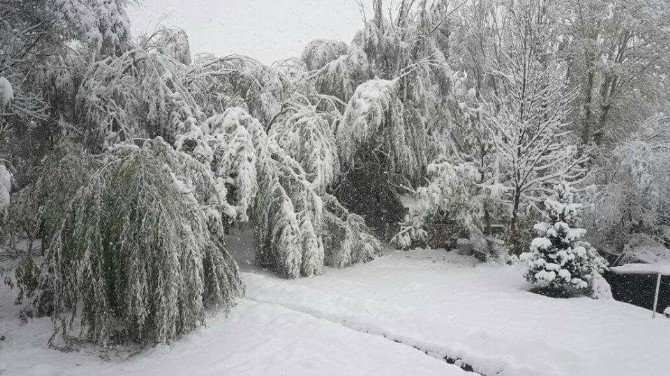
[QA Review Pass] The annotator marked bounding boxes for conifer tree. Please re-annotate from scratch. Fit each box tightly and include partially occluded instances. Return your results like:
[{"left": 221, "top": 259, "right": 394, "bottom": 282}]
[{"left": 522, "top": 182, "right": 606, "bottom": 296}]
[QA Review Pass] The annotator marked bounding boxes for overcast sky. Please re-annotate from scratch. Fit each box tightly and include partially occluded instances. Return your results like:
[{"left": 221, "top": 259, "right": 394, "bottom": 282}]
[{"left": 127, "top": 0, "right": 372, "bottom": 63}]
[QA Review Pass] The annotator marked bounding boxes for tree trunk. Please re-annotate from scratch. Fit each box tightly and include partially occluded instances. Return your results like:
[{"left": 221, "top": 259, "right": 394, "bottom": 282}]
[
  {"left": 508, "top": 189, "right": 521, "bottom": 255},
  {"left": 374, "top": 0, "right": 383, "bottom": 29},
  {"left": 581, "top": 69, "right": 594, "bottom": 144}
]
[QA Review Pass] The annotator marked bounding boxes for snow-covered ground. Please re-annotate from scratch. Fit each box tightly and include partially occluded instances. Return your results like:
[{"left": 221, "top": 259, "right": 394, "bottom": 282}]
[{"left": 2, "top": 249, "right": 669, "bottom": 376}]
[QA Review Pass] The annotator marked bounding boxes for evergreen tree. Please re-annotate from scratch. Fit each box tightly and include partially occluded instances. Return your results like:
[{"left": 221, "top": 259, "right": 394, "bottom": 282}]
[{"left": 522, "top": 182, "right": 606, "bottom": 296}]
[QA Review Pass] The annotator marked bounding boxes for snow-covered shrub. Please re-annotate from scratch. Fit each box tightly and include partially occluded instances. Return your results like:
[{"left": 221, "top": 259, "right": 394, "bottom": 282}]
[
  {"left": 44, "top": 139, "right": 242, "bottom": 346},
  {"left": 589, "top": 273, "right": 613, "bottom": 300},
  {"left": 585, "top": 113, "right": 670, "bottom": 255},
  {"left": 521, "top": 182, "right": 607, "bottom": 296},
  {"left": 392, "top": 160, "right": 484, "bottom": 249},
  {"left": 619, "top": 233, "right": 670, "bottom": 265},
  {"left": 301, "top": 39, "right": 348, "bottom": 71}
]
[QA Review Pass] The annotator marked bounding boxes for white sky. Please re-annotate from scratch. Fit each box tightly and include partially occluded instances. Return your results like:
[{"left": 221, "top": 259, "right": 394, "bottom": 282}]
[{"left": 127, "top": 0, "right": 373, "bottom": 63}]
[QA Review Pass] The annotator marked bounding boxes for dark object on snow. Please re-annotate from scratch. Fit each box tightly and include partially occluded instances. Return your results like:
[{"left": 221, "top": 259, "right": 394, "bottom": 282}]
[
  {"left": 424, "top": 224, "right": 455, "bottom": 249},
  {"left": 604, "top": 271, "right": 670, "bottom": 314},
  {"left": 456, "top": 238, "right": 473, "bottom": 255}
]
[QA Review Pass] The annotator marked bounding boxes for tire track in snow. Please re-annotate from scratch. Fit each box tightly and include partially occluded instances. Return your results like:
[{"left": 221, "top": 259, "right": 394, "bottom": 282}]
[{"left": 243, "top": 296, "right": 485, "bottom": 375}]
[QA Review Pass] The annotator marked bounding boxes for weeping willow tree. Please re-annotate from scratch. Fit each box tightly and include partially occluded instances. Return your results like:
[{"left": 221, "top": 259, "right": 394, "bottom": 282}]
[
  {"left": 24, "top": 19, "right": 380, "bottom": 283},
  {"left": 176, "top": 107, "right": 380, "bottom": 278},
  {"left": 44, "top": 139, "right": 242, "bottom": 346},
  {"left": 76, "top": 30, "right": 199, "bottom": 149},
  {"left": 298, "top": 1, "right": 460, "bottom": 233},
  {"left": 270, "top": 105, "right": 340, "bottom": 194},
  {"left": 185, "top": 54, "right": 288, "bottom": 125}
]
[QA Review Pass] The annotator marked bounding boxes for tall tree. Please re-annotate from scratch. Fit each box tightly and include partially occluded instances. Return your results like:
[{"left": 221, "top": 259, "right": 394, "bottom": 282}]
[
  {"left": 559, "top": 0, "right": 670, "bottom": 146},
  {"left": 482, "top": 0, "right": 586, "bottom": 253}
]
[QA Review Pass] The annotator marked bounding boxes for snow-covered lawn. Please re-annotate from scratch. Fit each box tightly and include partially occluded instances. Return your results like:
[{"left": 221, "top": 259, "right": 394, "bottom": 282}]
[
  {"left": 2, "top": 249, "right": 669, "bottom": 376},
  {"left": 243, "top": 250, "right": 670, "bottom": 376}
]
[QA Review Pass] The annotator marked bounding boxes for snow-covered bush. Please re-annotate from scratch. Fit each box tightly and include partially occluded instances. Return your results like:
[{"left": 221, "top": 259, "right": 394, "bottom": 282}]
[
  {"left": 44, "top": 139, "right": 243, "bottom": 346},
  {"left": 589, "top": 273, "right": 613, "bottom": 300},
  {"left": 392, "top": 160, "right": 483, "bottom": 249},
  {"left": 585, "top": 113, "right": 670, "bottom": 256},
  {"left": 619, "top": 233, "right": 670, "bottom": 265},
  {"left": 522, "top": 182, "right": 607, "bottom": 296}
]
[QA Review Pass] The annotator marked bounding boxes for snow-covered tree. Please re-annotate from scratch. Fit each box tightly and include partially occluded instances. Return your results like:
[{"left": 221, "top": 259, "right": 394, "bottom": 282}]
[
  {"left": 481, "top": 1, "right": 587, "bottom": 253},
  {"left": 301, "top": 39, "right": 349, "bottom": 71},
  {"left": 49, "top": 0, "right": 133, "bottom": 57},
  {"left": 177, "top": 107, "right": 379, "bottom": 277},
  {"left": 185, "top": 55, "right": 286, "bottom": 125},
  {"left": 557, "top": 0, "right": 670, "bottom": 147},
  {"left": 270, "top": 108, "right": 340, "bottom": 194},
  {"left": 44, "top": 139, "right": 243, "bottom": 346},
  {"left": 522, "top": 182, "right": 606, "bottom": 296},
  {"left": 337, "top": 78, "right": 427, "bottom": 185},
  {"left": 77, "top": 33, "right": 198, "bottom": 148}
]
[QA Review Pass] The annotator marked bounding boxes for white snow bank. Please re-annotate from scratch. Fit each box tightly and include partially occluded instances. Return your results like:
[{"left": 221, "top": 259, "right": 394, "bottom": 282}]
[{"left": 244, "top": 249, "right": 670, "bottom": 376}]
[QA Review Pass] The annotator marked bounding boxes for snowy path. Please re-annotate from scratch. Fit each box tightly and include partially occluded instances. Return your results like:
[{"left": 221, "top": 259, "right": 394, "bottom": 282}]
[
  {"left": 243, "top": 249, "right": 670, "bottom": 376},
  {"left": 0, "top": 293, "right": 466, "bottom": 375}
]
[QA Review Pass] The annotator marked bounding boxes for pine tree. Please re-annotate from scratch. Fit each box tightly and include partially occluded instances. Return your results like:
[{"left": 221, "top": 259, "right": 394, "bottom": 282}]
[{"left": 522, "top": 182, "right": 606, "bottom": 296}]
